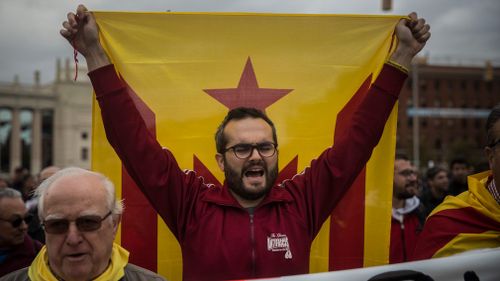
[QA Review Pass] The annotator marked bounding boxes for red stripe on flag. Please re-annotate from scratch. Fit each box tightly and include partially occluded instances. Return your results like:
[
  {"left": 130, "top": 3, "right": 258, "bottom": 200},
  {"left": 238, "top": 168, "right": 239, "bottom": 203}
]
[
  {"left": 329, "top": 171, "right": 366, "bottom": 270},
  {"left": 120, "top": 81, "right": 158, "bottom": 272},
  {"left": 122, "top": 170, "right": 158, "bottom": 271},
  {"left": 329, "top": 75, "right": 372, "bottom": 270},
  {"left": 413, "top": 206, "right": 500, "bottom": 260}
]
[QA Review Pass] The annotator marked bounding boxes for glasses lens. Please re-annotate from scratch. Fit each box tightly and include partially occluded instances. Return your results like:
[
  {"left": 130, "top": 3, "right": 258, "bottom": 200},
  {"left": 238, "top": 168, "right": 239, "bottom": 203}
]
[
  {"left": 257, "top": 143, "right": 276, "bottom": 157},
  {"left": 233, "top": 144, "right": 253, "bottom": 158},
  {"left": 44, "top": 219, "right": 69, "bottom": 234},
  {"left": 11, "top": 217, "right": 23, "bottom": 228},
  {"left": 9, "top": 214, "right": 33, "bottom": 228},
  {"left": 76, "top": 216, "right": 102, "bottom": 231}
]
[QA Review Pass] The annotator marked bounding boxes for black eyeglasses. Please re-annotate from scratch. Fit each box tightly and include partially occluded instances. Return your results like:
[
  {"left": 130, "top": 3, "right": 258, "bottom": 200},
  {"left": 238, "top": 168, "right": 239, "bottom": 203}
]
[
  {"left": 223, "top": 142, "right": 277, "bottom": 159},
  {"left": 42, "top": 211, "right": 112, "bottom": 234},
  {"left": 0, "top": 214, "right": 33, "bottom": 228},
  {"left": 488, "top": 139, "right": 500, "bottom": 149},
  {"left": 398, "top": 169, "right": 417, "bottom": 177}
]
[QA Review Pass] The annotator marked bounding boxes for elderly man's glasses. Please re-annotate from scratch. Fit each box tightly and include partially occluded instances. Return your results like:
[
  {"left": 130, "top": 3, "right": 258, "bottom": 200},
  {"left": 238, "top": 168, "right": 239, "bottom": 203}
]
[
  {"left": 223, "top": 142, "right": 277, "bottom": 159},
  {"left": 0, "top": 214, "right": 33, "bottom": 228},
  {"left": 42, "top": 211, "right": 112, "bottom": 234}
]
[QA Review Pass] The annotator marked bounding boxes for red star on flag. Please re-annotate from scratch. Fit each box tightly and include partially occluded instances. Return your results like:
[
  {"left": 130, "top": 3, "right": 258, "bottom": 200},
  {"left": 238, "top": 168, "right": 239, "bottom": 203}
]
[{"left": 204, "top": 57, "right": 293, "bottom": 111}]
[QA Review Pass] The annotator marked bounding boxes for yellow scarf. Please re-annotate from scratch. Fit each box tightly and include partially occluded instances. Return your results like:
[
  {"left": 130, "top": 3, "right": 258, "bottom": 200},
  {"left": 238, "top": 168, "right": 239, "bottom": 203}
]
[{"left": 28, "top": 243, "right": 129, "bottom": 281}]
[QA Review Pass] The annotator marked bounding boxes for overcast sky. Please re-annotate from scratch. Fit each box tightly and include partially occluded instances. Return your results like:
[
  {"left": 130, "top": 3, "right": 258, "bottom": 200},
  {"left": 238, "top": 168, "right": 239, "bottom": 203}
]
[{"left": 0, "top": 0, "right": 499, "bottom": 84}]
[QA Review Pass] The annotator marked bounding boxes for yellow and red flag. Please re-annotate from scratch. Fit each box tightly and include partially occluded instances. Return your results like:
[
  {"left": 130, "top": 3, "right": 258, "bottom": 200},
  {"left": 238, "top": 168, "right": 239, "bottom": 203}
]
[
  {"left": 91, "top": 12, "right": 402, "bottom": 280},
  {"left": 413, "top": 171, "right": 500, "bottom": 260}
]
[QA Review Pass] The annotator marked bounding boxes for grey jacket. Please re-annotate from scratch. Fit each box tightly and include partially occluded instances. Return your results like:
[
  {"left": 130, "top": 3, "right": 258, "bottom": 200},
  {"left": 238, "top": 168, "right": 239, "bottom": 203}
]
[{"left": 0, "top": 263, "right": 167, "bottom": 281}]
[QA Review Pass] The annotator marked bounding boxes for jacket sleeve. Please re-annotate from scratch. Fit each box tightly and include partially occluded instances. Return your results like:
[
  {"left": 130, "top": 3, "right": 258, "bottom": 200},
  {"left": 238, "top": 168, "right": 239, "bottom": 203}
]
[
  {"left": 88, "top": 65, "right": 203, "bottom": 239},
  {"left": 284, "top": 64, "right": 407, "bottom": 237}
]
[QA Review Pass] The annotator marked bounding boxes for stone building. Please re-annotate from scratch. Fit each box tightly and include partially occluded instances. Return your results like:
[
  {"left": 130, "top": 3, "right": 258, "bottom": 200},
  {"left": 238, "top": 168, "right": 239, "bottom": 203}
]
[{"left": 0, "top": 59, "right": 92, "bottom": 176}]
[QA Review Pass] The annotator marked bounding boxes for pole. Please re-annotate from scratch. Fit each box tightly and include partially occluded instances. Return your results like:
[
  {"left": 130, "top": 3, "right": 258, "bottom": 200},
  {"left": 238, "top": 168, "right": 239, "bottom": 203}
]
[{"left": 412, "top": 62, "right": 420, "bottom": 168}]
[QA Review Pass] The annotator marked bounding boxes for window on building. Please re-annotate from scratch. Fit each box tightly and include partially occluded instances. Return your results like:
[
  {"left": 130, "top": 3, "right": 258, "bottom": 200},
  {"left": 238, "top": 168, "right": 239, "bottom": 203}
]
[
  {"left": 41, "top": 109, "right": 54, "bottom": 168},
  {"left": 0, "top": 108, "right": 12, "bottom": 173},
  {"left": 474, "top": 80, "right": 480, "bottom": 92},
  {"left": 422, "top": 119, "right": 427, "bottom": 128},
  {"left": 462, "top": 119, "right": 467, "bottom": 129},
  {"left": 461, "top": 80, "right": 467, "bottom": 90},
  {"left": 420, "top": 80, "right": 428, "bottom": 92},
  {"left": 448, "top": 80, "right": 454, "bottom": 92},
  {"left": 434, "top": 80, "right": 440, "bottom": 91},
  {"left": 486, "top": 82, "right": 493, "bottom": 93},
  {"left": 20, "top": 109, "right": 33, "bottom": 170},
  {"left": 81, "top": 147, "right": 88, "bottom": 161},
  {"left": 81, "top": 132, "right": 88, "bottom": 140},
  {"left": 434, "top": 138, "right": 442, "bottom": 150},
  {"left": 475, "top": 119, "right": 482, "bottom": 129}
]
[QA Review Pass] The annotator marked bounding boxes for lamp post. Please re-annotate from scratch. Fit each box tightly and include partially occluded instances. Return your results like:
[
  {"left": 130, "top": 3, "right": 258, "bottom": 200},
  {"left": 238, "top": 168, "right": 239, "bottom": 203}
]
[{"left": 412, "top": 62, "right": 420, "bottom": 168}]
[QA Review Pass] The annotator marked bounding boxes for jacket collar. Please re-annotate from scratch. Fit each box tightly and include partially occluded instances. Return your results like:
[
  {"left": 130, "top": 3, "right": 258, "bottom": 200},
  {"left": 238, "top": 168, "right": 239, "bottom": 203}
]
[{"left": 202, "top": 181, "right": 294, "bottom": 209}]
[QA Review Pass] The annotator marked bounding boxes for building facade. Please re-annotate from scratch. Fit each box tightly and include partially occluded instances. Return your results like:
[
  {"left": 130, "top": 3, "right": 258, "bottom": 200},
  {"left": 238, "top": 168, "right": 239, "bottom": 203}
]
[
  {"left": 397, "top": 59, "right": 500, "bottom": 170},
  {"left": 0, "top": 59, "right": 92, "bottom": 176}
]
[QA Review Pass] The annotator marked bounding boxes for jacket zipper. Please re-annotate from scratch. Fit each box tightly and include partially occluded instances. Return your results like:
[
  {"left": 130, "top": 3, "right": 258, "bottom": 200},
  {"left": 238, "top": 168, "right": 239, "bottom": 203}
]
[
  {"left": 400, "top": 218, "right": 407, "bottom": 262},
  {"left": 250, "top": 213, "right": 256, "bottom": 277}
]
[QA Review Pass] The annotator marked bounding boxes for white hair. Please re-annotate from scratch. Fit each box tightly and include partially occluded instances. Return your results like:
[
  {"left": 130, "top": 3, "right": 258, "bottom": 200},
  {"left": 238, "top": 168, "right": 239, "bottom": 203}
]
[
  {"left": 0, "top": 187, "right": 22, "bottom": 200},
  {"left": 35, "top": 167, "right": 124, "bottom": 220}
]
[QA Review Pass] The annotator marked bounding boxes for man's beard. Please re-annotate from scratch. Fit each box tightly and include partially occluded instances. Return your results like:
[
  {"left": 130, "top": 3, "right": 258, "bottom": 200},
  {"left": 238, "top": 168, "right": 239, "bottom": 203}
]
[
  {"left": 224, "top": 159, "right": 278, "bottom": 201},
  {"left": 396, "top": 183, "right": 418, "bottom": 199}
]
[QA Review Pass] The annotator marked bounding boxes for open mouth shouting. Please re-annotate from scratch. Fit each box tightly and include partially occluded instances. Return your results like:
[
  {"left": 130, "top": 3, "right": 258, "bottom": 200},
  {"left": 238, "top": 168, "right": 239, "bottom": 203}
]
[{"left": 243, "top": 165, "right": 266, "bottom": 186}]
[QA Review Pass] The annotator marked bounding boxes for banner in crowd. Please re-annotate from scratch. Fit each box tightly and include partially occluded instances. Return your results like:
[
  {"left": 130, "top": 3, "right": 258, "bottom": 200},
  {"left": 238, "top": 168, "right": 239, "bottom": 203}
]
[{"left": 91, "top": 11, "right": 402, "bottom": 281}]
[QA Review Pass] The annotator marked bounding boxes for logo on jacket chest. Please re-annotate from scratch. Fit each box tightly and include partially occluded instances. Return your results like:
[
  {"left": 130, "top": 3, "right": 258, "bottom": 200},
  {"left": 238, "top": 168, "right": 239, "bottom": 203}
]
[{"left": 267, "top": 233, "right": 292, "bottom": 259}]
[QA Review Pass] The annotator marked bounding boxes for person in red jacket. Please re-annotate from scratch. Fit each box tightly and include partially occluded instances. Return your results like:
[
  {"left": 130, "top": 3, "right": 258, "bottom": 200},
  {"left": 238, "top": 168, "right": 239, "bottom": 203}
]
[
  {"left": 60, "top": 5, "right": 430, "bottom": 280},
  {"left": 389, "top": 155, "right": 424, "bottom": 263}
]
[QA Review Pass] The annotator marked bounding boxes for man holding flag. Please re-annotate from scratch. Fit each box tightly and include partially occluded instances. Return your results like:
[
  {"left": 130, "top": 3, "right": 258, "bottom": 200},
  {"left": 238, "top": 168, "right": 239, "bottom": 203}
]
[{"left": 60, "top": 5, "right": 430, "bottom": 281}]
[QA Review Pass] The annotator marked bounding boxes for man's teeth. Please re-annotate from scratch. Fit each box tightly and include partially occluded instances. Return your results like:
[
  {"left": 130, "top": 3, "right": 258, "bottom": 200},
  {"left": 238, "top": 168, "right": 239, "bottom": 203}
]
[{"left": 245, "top": 169, "right": 264, "bottom": 177}]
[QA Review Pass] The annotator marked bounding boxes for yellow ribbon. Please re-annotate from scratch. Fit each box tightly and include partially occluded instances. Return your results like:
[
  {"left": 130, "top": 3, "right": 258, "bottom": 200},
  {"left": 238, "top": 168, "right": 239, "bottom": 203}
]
[{"left": 28, "top": 243, "right": 129, "bottom": 281}]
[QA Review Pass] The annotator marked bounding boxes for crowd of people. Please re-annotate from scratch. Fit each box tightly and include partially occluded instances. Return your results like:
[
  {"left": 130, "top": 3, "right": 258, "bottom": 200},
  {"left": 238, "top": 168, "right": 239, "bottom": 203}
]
[{"left": 0, "top": 4, "right": 498, "bottom": 281}]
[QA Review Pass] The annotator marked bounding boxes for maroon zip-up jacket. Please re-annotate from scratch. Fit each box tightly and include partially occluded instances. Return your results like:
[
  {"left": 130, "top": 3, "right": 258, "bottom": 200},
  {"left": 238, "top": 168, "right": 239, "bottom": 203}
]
[{"left": 89, "top": 64, "right": 406, "bottom": 280}]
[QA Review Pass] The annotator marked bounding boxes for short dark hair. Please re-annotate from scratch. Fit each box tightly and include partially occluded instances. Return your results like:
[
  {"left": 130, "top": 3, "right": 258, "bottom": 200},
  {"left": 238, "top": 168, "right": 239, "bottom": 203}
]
[
  {"left": 215, "top": 107, "right": 277, "bottom": 154},
  {"left": 395, "top": 153, "right": 409, "bottom": 161},
  {"left": 450, "top": 157, "right": 468, "bottom": 169},
  {"left": 486, "top": 103, "right": 500, "bottom": 146},
  {"left": 426, "top": 166, "right": 447, "bottom": 181}
]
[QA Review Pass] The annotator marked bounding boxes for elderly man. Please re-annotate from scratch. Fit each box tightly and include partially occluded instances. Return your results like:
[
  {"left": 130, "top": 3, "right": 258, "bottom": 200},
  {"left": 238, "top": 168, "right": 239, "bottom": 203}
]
[
  {"left": 1, "top": 167, "right": 166, "bottom": 280},
  {"left": 413, "top": 105, "right": 500, "bottom": 260},
  {"left": 0, "top": 188, "right": 42, "bottom": 277}
]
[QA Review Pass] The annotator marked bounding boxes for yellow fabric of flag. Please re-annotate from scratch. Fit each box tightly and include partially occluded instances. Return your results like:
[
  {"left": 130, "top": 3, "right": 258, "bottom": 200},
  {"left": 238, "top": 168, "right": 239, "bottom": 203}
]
[{"left": 91, "top": 12, "right": 402, "bottom": 280}]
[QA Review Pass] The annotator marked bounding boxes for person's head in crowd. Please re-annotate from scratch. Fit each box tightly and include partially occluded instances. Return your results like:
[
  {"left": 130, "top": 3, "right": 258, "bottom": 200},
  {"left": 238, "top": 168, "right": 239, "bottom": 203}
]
[
  {"left": 0, "top": 177, "right": 8, "bottom": 189},
  {"left": 10, "top": 167, "right": 29, "bottom": 191},
  {"left": 21, "top": 174, "right": 37, "bottom": 201},
  {"left": 485, "top": 104, "right": 500, "bottom": 186},
  {"left": 38, "top": 166, "right": 61, "bottom": 183},
  {"left": 426, "top": 166, "right": 449, "bottom": 198},
  {"left": 449, "top": 157, "right": 469, "bottom": 185},
  {"left": 393, "top": 154, "right": 418, "bottom": 207},
  {"left": 36, "top": 167, "right": 123, "bottom": 281},
  {"left": 0, "top": 188, "right": 32, "bottom": 249}
]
